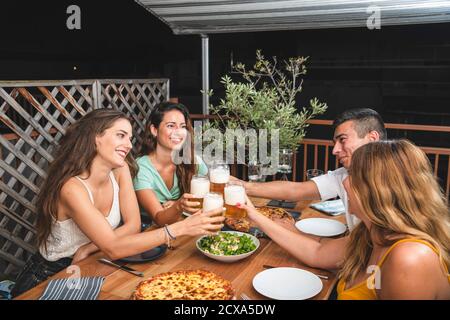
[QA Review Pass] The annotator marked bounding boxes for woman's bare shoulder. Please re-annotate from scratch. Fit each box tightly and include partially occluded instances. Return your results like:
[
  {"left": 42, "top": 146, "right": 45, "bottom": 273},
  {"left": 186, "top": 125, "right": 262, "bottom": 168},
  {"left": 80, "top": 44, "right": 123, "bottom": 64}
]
[
  {"left": 379, "top": 240, "right": 447, "bottom": 299},
  {"left": 385, "top": 240, "right": 442, "bottom": 267},
  {"left": 60, "top": 177, "right": 91, "bottom": 204},
  {"left": 113, "top": 162, "right": 132, "bottom": 184}
]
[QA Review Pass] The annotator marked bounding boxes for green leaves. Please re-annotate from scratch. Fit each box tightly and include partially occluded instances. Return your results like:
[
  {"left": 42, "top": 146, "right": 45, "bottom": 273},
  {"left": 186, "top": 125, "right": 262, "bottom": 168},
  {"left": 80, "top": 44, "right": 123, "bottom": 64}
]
[
  {"left": 199, "top": 232, "right": 256, "bottom": 256},
  {"left": 205, "top": 50, "right": 328, "bottom": 153}
]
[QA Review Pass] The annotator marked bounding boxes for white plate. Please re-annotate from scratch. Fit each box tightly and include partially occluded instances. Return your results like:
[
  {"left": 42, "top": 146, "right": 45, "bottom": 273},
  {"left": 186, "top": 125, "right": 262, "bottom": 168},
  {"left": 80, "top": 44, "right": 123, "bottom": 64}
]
[
  {"left": 295, "top": 218, "right": 347, "bottom": 237},
  {"left": 253, "top": 267, "right": 323, "bottom": 300}
]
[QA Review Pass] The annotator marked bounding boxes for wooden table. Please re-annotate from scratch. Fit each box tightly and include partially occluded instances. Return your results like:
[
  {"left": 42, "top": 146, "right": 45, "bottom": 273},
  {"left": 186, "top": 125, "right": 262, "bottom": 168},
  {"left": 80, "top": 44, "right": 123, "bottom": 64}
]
[{"left": 16, "top": 198, "right": 346, "bottom": 300}]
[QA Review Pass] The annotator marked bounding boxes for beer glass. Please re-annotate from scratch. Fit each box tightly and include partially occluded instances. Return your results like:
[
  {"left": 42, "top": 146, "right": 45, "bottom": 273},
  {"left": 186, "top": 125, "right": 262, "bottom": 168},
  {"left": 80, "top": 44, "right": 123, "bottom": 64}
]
[
  {"left": 306, "top": 169, "right": 324, "bottom": 181},
  {"left": 278, "top": 149, "right": 293, "bottom": 181},
  {"left": 248, "top": 160, "right": 263, "bottom": 182},
  {"left": 190, "top": 175, "right": 210, "bottom": 210},
  {"left": 209, "top": 160, "right": 230, "bottom": 195},
  {"left": 203, "top": 192, "right": 224, "bottom": 214},
  {"left": 224, "top": 181, "right": 247, "bottom": 219}
]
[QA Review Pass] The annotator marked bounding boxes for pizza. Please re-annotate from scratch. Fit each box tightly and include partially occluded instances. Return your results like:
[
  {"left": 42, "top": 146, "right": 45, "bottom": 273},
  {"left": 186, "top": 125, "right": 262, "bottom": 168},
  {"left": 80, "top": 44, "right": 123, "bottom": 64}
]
[
  {"left": 132, "top": 269, "right": 234, "bottom": 300},
  {"left": 257, "top": 206, "right": 295, "bottom": 223},
  {"left": 225, "top": 207, "right": 295, "bottom": 233},
  {"left": 224, "top": 217, "right": 251, "bottom": 233}
]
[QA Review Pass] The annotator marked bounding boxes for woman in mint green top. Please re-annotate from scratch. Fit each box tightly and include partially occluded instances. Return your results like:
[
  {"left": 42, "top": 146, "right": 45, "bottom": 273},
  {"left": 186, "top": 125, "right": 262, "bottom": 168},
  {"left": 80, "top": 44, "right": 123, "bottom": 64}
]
[
  {"left": 133, "top": 102, "right": 210, "bottom": 226},
  {"left": 134, "top": 155, "right": 208, "bottom": 214}
]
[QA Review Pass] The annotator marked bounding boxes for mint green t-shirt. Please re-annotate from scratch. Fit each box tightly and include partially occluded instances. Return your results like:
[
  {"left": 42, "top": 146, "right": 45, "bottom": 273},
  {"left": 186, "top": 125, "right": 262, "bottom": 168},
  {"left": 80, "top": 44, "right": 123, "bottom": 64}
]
[{"left": 133, "top": 155, "right": 208, "bottom": 208}]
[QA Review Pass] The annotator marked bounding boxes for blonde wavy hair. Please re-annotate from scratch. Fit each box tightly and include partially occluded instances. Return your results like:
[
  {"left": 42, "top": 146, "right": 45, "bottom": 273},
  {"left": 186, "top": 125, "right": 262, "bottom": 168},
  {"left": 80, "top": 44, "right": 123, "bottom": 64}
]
[{"left": 339, "top": 139, "right": 450, "bottom": 284}]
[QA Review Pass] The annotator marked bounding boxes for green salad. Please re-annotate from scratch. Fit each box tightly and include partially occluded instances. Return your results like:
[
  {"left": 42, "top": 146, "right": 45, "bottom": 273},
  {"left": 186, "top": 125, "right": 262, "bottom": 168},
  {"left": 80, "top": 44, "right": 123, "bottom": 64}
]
[{"left": 199, "top": 232, "right": 257, "bottom": 256}]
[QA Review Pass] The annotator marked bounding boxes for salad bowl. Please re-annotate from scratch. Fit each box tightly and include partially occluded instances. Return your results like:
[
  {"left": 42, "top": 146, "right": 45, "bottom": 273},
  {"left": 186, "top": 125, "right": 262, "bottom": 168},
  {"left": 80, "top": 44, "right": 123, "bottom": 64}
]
[{"left": 196, "top": 231, "right": 260, "bottom": 263}]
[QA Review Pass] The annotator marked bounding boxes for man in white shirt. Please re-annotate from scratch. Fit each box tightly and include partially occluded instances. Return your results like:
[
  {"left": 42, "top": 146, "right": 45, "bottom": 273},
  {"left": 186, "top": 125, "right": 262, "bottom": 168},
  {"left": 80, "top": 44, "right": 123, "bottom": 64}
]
[{"left": 243, "top": 108, "right": 387, "bottom": 230}]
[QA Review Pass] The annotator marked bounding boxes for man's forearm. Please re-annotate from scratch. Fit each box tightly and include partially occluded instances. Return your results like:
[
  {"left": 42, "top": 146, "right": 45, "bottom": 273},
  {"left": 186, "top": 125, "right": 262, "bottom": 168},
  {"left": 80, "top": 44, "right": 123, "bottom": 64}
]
[
  {"left": 245, "top": 180, "right": 321, "bottom": 202},
  {"left": 245, "top": 181, "right": 301, "bottom": 201}
]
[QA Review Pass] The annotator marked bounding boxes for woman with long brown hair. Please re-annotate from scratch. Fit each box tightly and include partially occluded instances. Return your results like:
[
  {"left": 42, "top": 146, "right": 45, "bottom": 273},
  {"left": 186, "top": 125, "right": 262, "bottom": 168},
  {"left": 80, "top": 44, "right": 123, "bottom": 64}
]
[
  {"left": 11, "top": 109, "right": 224, "bottom": 297},
  {"left": 133, "top": 102, "right": 208, "bottom": 226},
  {"left": 238, "top": 139, "right": 449, "bottom": 299}
]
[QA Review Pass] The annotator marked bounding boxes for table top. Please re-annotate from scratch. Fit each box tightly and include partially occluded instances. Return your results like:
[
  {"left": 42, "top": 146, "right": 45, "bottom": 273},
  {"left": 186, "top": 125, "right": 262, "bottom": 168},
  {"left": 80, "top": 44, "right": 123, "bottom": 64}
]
[{"left": 16, "top": 198, "right": 346, "bottom": 300}]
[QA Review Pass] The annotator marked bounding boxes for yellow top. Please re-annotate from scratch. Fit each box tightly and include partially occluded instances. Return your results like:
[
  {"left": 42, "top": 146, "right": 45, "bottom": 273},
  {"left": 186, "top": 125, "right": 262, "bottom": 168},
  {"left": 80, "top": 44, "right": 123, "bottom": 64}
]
[{"left": 337, "top": 238, "right": 450, "bottom": 300}]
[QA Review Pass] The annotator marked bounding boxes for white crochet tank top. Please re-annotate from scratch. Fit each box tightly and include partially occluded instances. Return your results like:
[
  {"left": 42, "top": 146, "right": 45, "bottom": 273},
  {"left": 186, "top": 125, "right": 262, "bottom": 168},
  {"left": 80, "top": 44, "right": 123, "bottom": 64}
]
[{"left": 39, "top": 172, "right": 121, "bottom": 261}]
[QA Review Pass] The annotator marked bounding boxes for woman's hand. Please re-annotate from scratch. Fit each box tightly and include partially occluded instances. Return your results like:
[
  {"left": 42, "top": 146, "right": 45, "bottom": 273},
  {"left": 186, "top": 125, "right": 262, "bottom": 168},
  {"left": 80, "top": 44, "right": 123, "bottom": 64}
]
[
  {"left": 235, "top": 201, "right": 260, "bottom": 222},
  {"left": 177, "top": 207, "right": 225, "bottom": 237},
  {"left": 177, "top": 193, "right": 202, "bottom": 214},
  {"left": 72, "top": 242, "right": 97, "bottom": 264},
  {"left": 235, "top": 196, "right": 273, "bottom": 229},
  {"left": 237, "top": 199, "right": 296, "bottom": 232}
]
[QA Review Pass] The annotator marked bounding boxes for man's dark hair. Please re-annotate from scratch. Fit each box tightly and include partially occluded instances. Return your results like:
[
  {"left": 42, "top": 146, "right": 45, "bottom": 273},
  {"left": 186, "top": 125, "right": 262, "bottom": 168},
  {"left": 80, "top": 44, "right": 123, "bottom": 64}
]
[{"left": 333, "top": 108, "right": 387, "bottom": 140}]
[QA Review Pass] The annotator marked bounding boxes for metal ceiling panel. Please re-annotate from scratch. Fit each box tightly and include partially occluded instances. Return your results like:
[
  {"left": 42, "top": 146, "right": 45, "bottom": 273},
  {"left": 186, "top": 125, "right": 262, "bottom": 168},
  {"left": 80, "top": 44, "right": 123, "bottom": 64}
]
[{"left": 135, "top": 0, "right": 450, "bottom": 34}]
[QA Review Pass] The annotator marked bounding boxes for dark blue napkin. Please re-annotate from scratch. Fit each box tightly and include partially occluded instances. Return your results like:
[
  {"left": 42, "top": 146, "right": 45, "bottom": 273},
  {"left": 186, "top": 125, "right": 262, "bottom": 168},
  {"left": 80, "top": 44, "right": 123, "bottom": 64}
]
[
  {"left": 266, "top": 200, "right": 296, "bottom": 209},
  {"left": 39, "top": 277, "right": 105, "bottom": 300}
]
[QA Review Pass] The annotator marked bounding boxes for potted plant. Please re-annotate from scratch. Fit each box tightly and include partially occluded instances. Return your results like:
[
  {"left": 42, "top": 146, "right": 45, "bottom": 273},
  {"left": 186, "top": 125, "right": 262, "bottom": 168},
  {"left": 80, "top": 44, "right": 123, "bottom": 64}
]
[{"left": 200, "top": 50, "right": 327, "bottom": 177}]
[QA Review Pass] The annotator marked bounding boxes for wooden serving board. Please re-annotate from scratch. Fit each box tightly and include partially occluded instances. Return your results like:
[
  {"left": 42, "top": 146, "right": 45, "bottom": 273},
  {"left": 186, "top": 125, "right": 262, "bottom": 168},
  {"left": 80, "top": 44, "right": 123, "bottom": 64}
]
[{"left": 224, "top": 206, "right": 301, "bottom": 236}]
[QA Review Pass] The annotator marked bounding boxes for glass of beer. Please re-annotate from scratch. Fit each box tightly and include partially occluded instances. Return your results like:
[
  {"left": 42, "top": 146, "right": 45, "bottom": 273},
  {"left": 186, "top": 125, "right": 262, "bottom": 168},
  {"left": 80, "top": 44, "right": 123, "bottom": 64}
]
[
  {"left": 209, "top": 160, "right": 230, "bottom": 195},
  {"left": 306, "top": 169, "right": 324, "bottom": 181},
  {"left": 203, "top": 192, "right": 224, "bottom": 215},
  {"left": 224, "top": 181, "right": 247, "bottom": 219},
  {"left": 190, "top": 175, "right": 210, "bottom": 210},
  {"left": 248, "top": 160, "right": 263, "bottom": 182}
]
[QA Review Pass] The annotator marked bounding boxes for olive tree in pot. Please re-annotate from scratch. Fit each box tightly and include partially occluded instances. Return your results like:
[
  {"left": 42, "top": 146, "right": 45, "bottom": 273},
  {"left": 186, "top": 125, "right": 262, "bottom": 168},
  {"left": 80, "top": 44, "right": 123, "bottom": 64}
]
[{"left": 200, "top": 50, "right": 328, "bottom": 182}]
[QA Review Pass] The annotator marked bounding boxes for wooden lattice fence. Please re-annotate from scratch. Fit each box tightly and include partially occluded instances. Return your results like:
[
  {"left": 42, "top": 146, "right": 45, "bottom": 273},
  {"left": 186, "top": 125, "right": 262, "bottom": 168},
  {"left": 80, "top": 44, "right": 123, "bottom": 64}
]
[{"left": 0, "top": 79, "right": 169, "bottom": 279}]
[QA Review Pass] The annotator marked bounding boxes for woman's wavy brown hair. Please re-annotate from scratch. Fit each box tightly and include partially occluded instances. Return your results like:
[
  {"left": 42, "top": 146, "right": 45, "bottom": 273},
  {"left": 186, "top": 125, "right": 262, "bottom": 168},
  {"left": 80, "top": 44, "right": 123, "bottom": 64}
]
[
  {"left": 36, "top": 109, "right": 136, "bottom": 251},
  {"left": 138, "top": 102, "right": 196, "bottom": 195},
  {"left": 339, "top": 139, "right": 450, "bottom": 284}
]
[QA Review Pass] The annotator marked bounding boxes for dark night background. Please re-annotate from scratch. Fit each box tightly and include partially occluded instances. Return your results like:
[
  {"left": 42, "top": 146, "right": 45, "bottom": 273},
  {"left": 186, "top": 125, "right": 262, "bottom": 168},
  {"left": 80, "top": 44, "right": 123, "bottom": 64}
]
[{"left": 1, "top": 0, "right": 449, "bottom": 146}]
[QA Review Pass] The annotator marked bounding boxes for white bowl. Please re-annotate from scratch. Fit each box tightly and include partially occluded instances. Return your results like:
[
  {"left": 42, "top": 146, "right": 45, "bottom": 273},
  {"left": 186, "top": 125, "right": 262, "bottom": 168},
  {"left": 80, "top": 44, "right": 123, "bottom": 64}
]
[{"left": 196, "top": 231, "right": 260, "bottom": 263}]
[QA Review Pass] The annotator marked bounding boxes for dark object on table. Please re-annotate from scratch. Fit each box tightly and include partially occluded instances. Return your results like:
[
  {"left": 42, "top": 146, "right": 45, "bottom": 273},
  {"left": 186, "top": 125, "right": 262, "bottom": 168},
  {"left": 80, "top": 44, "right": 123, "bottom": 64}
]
[
  {"left": 288, "top": 210, "right": 301, "bottom": 220},
  {"left": 118, "top": 245, "right": 168, "bottom": 263},
  {"left": 267, "top": 199, "right": 296, "bottom": 209}
]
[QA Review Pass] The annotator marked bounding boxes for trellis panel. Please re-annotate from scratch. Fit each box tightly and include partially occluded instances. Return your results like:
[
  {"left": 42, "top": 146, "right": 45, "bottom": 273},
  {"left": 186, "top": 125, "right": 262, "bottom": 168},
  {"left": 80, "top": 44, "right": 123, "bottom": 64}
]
[{"left": 0, "top": 79, "right": 169, "bottom": 278}]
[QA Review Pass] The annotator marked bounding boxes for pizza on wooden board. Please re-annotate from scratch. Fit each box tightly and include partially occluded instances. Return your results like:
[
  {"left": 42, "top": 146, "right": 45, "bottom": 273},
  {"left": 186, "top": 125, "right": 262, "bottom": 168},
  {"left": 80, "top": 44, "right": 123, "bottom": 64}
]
[
  {"left": 224, "top": 217, "right": 251, "bottom": 232},
  {"left": 225, "top": 206, "right": 295, "bottom": 233},
  {"left": 257, "top": 206, "right": 295, "bottom": 223},
  {"left": 132, "top": 269, "right": 235, "bottom": 300}
]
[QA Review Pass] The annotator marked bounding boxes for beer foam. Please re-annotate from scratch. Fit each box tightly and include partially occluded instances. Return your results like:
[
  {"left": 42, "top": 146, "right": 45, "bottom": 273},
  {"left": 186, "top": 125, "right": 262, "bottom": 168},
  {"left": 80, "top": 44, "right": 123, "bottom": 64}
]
[
  {"left": 224, "top": 185, "right": 246, "bottom": 205},
  {"left": 210, "top": 168, "right": 230, "bottom": 184},
  {"left": 203, "top": 194, "right": 224, "bottom": 212},
  {"left": 190, "top": 178, "right": 210, "bottom": 197}
]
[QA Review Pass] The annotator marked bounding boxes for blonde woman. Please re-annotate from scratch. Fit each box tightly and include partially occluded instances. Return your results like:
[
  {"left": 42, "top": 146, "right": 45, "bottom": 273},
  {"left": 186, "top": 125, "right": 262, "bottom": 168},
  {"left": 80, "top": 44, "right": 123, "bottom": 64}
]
[{"left": 238, "top": 140, "right": 449, "bottom": 299}]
